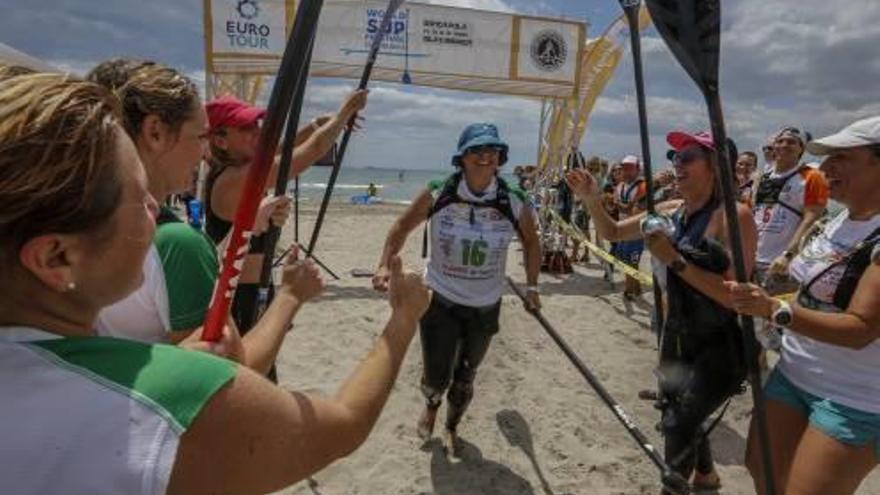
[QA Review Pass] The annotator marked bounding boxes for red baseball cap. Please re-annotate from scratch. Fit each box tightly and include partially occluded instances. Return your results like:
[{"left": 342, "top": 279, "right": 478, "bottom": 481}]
[
  {"left": 666, "top": 130, "right": 715, "bottom": 152},
  {"left": 205, "top": 95, "right": 266, "bottom": 130}
]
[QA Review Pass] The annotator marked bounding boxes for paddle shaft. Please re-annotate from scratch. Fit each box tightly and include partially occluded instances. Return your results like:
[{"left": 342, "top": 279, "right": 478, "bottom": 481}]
[
  {"left": 704, "top": 92, "right": 777, "bottom": 495},
  {"left": 202, "top": 0, "right": 322, "bottom": 342},
  {"left": 251, "top": 31, "right": 319, "bottom": 329},
  {"left": 306, "top": 0, "right": 404, "bottom": 257},
  {"left": 620, "top": 0, "right": 666, "bottom": 337},
  {"left": 507, "top": 278, "right": 685, "bottom": 485}
]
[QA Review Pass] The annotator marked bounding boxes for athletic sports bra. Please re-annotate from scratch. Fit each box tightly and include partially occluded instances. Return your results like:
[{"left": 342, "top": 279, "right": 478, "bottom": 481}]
[{"left": 204, "top": 160, "right": 267, "bottom": 251}]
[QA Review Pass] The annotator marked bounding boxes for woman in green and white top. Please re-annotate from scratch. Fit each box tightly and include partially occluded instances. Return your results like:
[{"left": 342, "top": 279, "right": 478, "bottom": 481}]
[
  {"left": 373, "top": 123, "right": 542, "bottom": 455},
  {"left": 87, "top": 60, "right": 296, "bottom": 376},
  {"left": 0, "top": 71, "right": 430, "bottom": 495}
]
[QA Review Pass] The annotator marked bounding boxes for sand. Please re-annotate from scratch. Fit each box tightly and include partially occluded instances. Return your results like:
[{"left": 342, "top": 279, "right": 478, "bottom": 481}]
[{"left": 271, "top": 201, "right": 880, "bottom": 495}]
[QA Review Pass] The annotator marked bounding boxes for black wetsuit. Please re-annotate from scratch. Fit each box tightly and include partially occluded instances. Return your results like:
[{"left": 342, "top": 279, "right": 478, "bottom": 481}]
[
  {"left": 205, "top": 162, "right": 277, "bottom": 381},
  {"left": 659, "top": 199, "right": 749, "bottom": 478}
]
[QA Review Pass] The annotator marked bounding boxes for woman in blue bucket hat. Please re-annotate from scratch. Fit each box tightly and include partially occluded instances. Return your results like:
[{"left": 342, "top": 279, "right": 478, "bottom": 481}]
[{"left": 372, "top": 123, "right": 542, "bottom": 456}]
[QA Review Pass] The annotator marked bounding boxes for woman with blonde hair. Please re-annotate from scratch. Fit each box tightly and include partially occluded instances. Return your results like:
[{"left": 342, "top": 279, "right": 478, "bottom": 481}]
[{"left": 0, "top": 72, "right": 430, "bottom": 495}]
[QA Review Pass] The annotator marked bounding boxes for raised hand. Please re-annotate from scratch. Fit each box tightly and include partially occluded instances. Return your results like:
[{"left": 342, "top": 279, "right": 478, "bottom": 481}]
[
  {"left": 387, "top": 255, "right": 430, "bottom": 321},
  {"left": 254, "top": 195, "right": 291, "bottom": 234},
  {"left": 338, "top": 89, "right": 369, "bottom": 121},
  {"left": 566, "top": 168, "right": 599, "bottom": 199},
  {"left": 372, "top": 264, "right": 390, "bottom": 293},
  {"left": 181, "top": 318, "right": 246, "bottom": 363},
  {"left": 279, "top": 245, "right": 325, "bottom": 304}
]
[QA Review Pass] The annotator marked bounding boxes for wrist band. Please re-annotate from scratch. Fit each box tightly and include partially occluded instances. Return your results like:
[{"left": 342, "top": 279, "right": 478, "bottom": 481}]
[{"left": 526, "top": 285, "right": 539, "bottom": 293}]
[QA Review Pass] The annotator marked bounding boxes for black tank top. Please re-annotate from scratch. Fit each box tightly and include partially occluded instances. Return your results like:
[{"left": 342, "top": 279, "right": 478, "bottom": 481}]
[
  {"left": 204, "top": 158, "right": 267, "bottom": 251},
  {"left": 664, "top": 198, "right": 740, "bottom": 339}
]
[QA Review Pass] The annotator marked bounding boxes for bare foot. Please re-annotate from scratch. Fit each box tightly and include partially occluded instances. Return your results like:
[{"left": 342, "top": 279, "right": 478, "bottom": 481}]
[
  {"left": 417, "top": 406, "right": 438, "bottom": 442},
  {"left": 692, "top": 469, "right": 721, "bottom": 492}
]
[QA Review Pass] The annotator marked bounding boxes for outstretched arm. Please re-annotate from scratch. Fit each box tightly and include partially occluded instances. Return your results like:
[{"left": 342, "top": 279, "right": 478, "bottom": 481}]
[
  {"left": 168, "top": 256, "right": 431, "bottom": 495},
  {"left": 566, "top": 169, "right": 644, "bottom": 242},
  {"left": 372, "top": 189, "right": 433, "bottom": 291}
]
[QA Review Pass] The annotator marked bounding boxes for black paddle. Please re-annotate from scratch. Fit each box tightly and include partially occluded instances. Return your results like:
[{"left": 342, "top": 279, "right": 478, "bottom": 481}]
[
  {"left": 643, "top": 1, "right": 778, "bottom": 493},
  {"left": 507, "top": 278, "right": 691, "bottom": 495},
  {"left": 616, "top": 0, "right": 667, "bottom": 341},
  {"left": 305, "top": 0, "right": 406, "bottom": 257},
  {"left": 202, "top": 0, "right": 324, "bottom": 342},
  {"left": 249, "top": 23, "right": 322, "bottom": 330}
]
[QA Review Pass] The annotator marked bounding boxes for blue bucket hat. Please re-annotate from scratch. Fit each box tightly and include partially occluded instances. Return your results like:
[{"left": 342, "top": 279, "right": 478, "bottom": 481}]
[{"left": 451, "top": 123, "right": 509, "bottom": 167}]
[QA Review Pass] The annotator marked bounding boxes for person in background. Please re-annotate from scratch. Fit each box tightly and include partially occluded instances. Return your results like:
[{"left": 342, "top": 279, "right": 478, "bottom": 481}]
[
  {"left": 367, "top": 182, "right": 378, "bottom": 198},
  {"left": 613, "top": 155, "right": 648, "bottom": 300},
  {"left": 204, "top": 90, "right": 367, "bottom": 342},
  {"left": 654, "top": 168, "right": 678, "bottom": 203},
  {"left": 762, "top": 134, "right": 777, "bottom": 173},
  {"left": 728, "top": 116, "right": 880, "bottom": 495},
  {"left": 0, "top": 70, "right": 432, "bottom": 495},
  {"left": 753, "top": 127, "right": 829, "bottom": 298},
  {"left": 736, "top": 151, "right": 759, "bottom": 204}
]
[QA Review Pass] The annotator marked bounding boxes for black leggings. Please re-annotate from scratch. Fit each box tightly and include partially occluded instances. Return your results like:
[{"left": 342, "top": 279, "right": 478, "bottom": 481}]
[
  {"left": 658, "top": 330, "right": 745, "bottom": 479},
  {"left": 419, "top": 294, "right": 501, "bottom": 431}
]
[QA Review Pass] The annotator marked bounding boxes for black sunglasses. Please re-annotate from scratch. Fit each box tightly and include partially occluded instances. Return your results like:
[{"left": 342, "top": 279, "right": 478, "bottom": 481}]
[
  {"left": 672, "top": 147, "right": 710, "bottom": 165},
  {"left": 465, "top": 144, "right": 504, "bottom": 155}
]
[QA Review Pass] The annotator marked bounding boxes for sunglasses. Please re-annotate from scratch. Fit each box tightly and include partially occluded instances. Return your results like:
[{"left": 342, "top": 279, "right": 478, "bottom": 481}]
[
  {"left": 465, "top": 145, "right": 504, "bottom": 155},
  {"left": 672, "top": 147, "right": 710, "bottom": 165}
]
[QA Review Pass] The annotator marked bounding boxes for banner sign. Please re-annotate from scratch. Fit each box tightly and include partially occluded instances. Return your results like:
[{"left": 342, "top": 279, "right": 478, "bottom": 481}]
[{"left": 206, "top": 0, "right": 586, "bottom": 98}]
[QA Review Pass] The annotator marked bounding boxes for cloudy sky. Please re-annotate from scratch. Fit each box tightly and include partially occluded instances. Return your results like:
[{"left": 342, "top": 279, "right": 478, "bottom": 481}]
[{"left": 2, "top": 0, "right": 879, "bottom": 170}]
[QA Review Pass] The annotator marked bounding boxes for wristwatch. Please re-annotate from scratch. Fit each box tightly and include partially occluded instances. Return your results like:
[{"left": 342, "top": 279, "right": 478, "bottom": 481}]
[
  {"left": 668, "top": 255, "right": 687, "bottom": 274},
  {"left": 771, "top": 299, "right": 793, "bottom": 327},
  {"left": 782, "top": 249, "right": 796, "bottom": 260}
]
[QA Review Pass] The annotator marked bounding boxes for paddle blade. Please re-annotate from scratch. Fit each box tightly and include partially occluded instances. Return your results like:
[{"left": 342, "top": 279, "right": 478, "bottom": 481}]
[{"left": 644, "top": 0, "right": 721, "bottom": 93}]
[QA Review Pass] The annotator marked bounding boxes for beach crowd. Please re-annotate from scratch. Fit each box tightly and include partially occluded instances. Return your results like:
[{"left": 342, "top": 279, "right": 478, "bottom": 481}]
[{"left": 1, "top": 56, "right": 878, "bottom": 495}]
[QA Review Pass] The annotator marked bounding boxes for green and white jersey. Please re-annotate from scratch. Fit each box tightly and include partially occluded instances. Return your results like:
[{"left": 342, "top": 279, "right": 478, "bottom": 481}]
[
  {"left": 97, "top": 208, "right": 219, "bottom": 341},
  {"left": 425, "top": 176, "right": 529, "bottom": 307},
  {"left": 0, "top": 327, "right": 235, "bottom": 495}
]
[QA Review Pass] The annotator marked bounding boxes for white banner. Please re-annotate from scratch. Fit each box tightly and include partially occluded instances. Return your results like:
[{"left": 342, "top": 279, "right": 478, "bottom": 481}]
[
  {"left": 207, "top": 0, "right": 585, "bottom": 98},
  {"left": 207, "top": 0, "right": 294, "bottom": 62}
]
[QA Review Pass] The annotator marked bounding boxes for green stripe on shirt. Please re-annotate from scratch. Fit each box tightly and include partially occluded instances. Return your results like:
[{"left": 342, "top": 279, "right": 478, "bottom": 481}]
[{"left": 32, "top": 337, "right": 235, "bottom": 432}]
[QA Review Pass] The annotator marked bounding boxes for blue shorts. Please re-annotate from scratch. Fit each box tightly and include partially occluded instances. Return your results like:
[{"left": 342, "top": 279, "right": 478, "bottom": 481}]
[
  {"left": 612, "top": 240, "right": 644, "bottom": 267},
  {"left": 765, "top": 369, "right": 880, "bottom": 457}
]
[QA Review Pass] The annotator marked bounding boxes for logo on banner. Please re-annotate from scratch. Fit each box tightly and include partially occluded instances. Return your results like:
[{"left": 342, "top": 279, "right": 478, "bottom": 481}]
[
  {"left": 530, "top": 30, "right": 567, "bottom": 72},
  {"left": 365, "top": 8, "right": 408, "bottom": 52},
  {"left": 225, "top": 0, "right": 271, "bottom": 49},
  {"left": 237, "top": 0, "right": 259, "bottom": 19}
]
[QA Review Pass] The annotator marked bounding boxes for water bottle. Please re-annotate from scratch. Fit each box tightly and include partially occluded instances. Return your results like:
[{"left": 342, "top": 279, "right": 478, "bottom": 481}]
[{"left": 187, "top": 199, "right": 203, "bottom": 230}]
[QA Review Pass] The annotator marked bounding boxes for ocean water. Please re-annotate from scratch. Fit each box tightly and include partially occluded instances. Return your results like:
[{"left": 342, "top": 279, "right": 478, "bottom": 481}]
[{"left": 289, "top": 166, "right": 518, "bottom": 205}]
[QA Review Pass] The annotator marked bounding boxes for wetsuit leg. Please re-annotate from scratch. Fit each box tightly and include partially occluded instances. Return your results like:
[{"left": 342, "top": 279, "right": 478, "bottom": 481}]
[
  {"left": 446, "top": 301, "right": 501, "bottom": 431},
  {"left": 419, "top": 295, "right": 464, "bottom": 409},
  {"left": 660, "top": 339, "right": 741, "bottom": 479}
]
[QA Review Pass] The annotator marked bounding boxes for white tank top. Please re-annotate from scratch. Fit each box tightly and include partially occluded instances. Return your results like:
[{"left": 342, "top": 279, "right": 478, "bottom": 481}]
[
  {"left": 0, "top": 326, "right": 235, "bottom": 495},
  {"left": 780, "top": 210, "right": 880, "bottom": 412},
  {"left": 425, "top": 177, "right": 528, "bottom": 307}
]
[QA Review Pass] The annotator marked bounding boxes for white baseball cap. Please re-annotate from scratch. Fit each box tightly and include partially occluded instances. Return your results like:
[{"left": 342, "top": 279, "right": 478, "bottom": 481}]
[
  {"left": 621, "top": 154, "right": 640, "bottom": 165},
  {"left": 806, "top": 116, "right": 880, "bottom": 156}
]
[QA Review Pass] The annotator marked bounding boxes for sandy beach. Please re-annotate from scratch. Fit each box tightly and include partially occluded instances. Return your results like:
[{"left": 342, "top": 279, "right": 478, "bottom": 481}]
[{"left": 271, "top": 201, "right": 880, "bottom": 495}]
